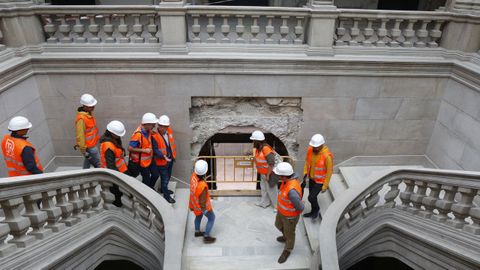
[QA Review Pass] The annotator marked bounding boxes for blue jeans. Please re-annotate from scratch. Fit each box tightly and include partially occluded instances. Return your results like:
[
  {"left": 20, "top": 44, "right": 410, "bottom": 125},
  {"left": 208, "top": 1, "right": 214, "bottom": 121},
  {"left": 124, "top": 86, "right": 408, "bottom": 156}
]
[
  {"left": 158, "top": 161, "right": 173, "bottom": 194},
  {"left": 195, "top": 211, "right": 215, "bottom": 237},
  {"left": 140, "top": 163, "right": 159, "bottom": 189},
  {"left": 82, "top": 146, "right": 100, "bottom": 169}
]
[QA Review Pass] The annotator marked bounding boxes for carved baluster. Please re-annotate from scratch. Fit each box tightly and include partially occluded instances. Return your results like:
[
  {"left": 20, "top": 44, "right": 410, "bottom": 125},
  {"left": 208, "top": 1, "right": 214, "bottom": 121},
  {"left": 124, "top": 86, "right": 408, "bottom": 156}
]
[
  {"left": 362, "top": 18, "right": 374, "bottom": 47},
  {"left": 384, "top": 179, "right": 402, "bottom": 208},
  {"left": 415, "top": 20, "right": 430, "bottom": 48},
  {"left": 389, "top": 18, "right": 403, "bottom": 47},
  {"left": 347, "top": 200, "right": 363, "bottom": 227},
  {"left": 0, "top": 222, "right": 16, "bottom": 256},
  {"left": 375, "top": 18, "right": 388, "bottom": 47},
  {"left": 58, "top": 15, "right": 72, "bottom": 43},
  {"left": 337, "top": 213, "right": 349, "bottom": 234},
  {"left": 363, "top": 186, "right": 382, "bottom": 217},
  {"left": 191, "top": 14, "right": 201, "bottom": 43},
  {"left": 41, "top": 190, "right": 65, "bottom": 232},
  {"left": 464, "top": 194, "right": 480, "bottom": 234},
  {"left": 419, "top": 183, "right": 441, "bottom": 219},
  {"left": 279, "top": 16, "right": 289, "bottom": 44},
  {"left": 235, "top": 15, "right": 245, "bottom": 43},
  {"left": 137, "top": 202, "right": 152, "bottom": 227},
  {"left": 56, "top": 188, "right": 76, "bottom": 226},
  {"left": 1, "top": 198, "right": 35, "bottom": 247},
  {"left": 335, "top": 18, "right": 347, "bottom": 46},
  {"left": 409, "top": 181, "right": 427, "bottom": 215},
  {"left": 132, "top": 14, "right": 144, "bottom": 43},
  {"left": 72, "top": 15, "right": 86, "bottom": 43},
  {"left": 398, "top": 179, "right": 415, "bottom": 211},
  {"left": 152, "top": 213, "right": 165, "bottom": 241},
  {"left": 147, "top": 14, "right": 158, "bottom": 43},
  {"left": 103, "top": 14, "right": 115, "bottom": 43},
  {"left": 432, "top": 185, "right": 457, "bottom": 223},
  {"left": 447, "top": 188, "right": 476, "bottom": 229},
  {"left": 251, "top": 15, "right": 260, "bottom": 44},
  {"left": 294, "top": 16, "right": 304, "bottom": 45},
  {"left": 23, "top": 194, "right": 52, "bottom": 239},
  {"left": 265, "top": 15, "right": 275, "bottom": 44},
  {"left": 43, "top": 15, "right": 58, "bottom": 43},
  {"left": 428, "top": 20, "right": 444, "bottom": 48},
  {"left": 79, "top": 183, "right": 94, "bottom": 218},
  {"left": 206, "top": 14, "right": 216, "bottom": 43},
  {"left": 100, "top": 181, "right": 116, "bottom": 210},
  {"left": 348, "top": 18, "right": 360, "bottom": 46},
  {"left": 68, "top": 185, "right": 85, "bottom": 222},
  {"left": 88, "top": 181, "right": 102, "bottom": 213},
  {"left": 88, "top": 14, "right": 100, "bottom": 43},
  {"left": 120, "top": 188, "right": 135, "bottom": 218},
  {"left": 0, "top": 28, "right": 4, "bottom": 51},
  {"left": 221, "top": 15, "right": 230, "bottom": 43},
  {"left": 402, "top": 19, "right": 417, "bottom": 47},
  {"left": 117, "top": 14, "right": 130, "bottom": 43}
]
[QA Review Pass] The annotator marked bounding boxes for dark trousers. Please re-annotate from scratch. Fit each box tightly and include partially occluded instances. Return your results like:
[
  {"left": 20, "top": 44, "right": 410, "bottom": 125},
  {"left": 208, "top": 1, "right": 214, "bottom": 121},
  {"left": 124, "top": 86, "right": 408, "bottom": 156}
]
[
  {"left": 307, "top": 179, "right": 323, "bottom": 215},
  {"left": 158, "top": 162, "right": 174, "bottom": 199},
  {"left": 110, "top": 169, "right": 134, "bottom": 207},
  {"left": 275, "top": 213, "right": 300, "bottom": 251},
  {"left": 140, "top": 163, "right": 159, "bottom": 189}
]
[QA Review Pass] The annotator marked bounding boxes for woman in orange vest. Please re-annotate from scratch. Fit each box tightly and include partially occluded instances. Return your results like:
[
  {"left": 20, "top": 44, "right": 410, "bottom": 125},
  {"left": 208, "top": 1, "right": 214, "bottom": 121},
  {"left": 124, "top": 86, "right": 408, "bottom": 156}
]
[
  {"left": 2, "top": 116, "right": 43, "bottom": 177},
  {"left": 302, "top": 134, "right": 333, "bottom": 220},
  {"left": 189, "top": 160, "right": 216, "bottom": 244},
  {"left": 75, "top": 93, "right": 100, "bottom": 169},
  {"left": 274, "top": 162, "right": 304, "bottom": 264},
  {"left": 100, "top": 120, "right": 132, "bottom": 207}
]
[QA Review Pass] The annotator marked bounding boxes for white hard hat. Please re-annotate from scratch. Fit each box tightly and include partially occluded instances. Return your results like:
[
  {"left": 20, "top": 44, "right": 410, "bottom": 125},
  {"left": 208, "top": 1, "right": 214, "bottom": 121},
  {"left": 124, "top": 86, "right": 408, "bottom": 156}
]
[
  {"left": 158, "top": 115, "right": 170, "bottom": 126},
  {"left": 309, "top": 134, "right": 325, "bottom": 147},
  {"left": 194, "top": 160, "right": 208, "bottom": 176},
  {"left": 8, "top": 116, "right": 32, "bottom": 131},
  {"left": 273, "top": 162, "right": 294, "bottom": 176},
  {"left": 80, "top": 93, "right": 97, "bottom": 107},
  {"left": 107, "top": 120, "right": 126, "bottom": 137},
  {"left": 250, "top": 130, "right": 265, "bottom": 141},
  {"left": 142, "top": 112, "right": 157, "bottom": 124}
]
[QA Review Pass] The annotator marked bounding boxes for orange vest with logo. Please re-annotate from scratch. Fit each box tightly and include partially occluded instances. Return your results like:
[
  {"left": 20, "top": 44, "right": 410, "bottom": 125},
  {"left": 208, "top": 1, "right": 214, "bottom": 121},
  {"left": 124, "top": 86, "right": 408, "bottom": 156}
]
[
  {"left": 152, "top": 128, "right": 177, "bottom": 166},
  {"left": 129, "top": 126, "right": 153, "bottom": 168},
  {"left": 277, "top": 178, "right": 303, "bottom": 217},
  {"left": 75, "top": 112, "right": 99, "bottom": 148},
  {"left": 306, "top": 146, "right": 333, "bottom": 184},
  {"left": 2, "top": 135, "right": 43, "bottom": 177},
  {"left": 100, "top": 141, "right": 127, "bottom": 173},
  {"left": 254, "top": 145, "right": 273, "bottom": 175},
  {"left": 189, "top": 173, "right": 212, "bottom": 216}
]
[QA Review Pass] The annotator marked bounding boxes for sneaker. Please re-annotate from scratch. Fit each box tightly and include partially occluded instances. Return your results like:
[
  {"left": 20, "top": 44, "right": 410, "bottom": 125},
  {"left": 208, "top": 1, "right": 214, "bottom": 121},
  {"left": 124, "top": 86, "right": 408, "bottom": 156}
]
[
  {"left": 276, "top": 236, "right": 286, "bottom": 243},
  {"left": 255, "top": 202, "right": 270, "bottom": 208},
  {"left": 194, "top": 231, "right": 204, "bottom": 237},
  {"left": 278, "top": 250, "right": 291, "bottom": 264},
  {"left": 303, "top": 212, "right": 313, "bottom": 218},
  {"left": 167, "top": 190, "right": 174, "bottom": 195},
  {"left": 165, "top": 196, "right": 176, "bottom": 204},
  {"left": 203, "top": 235, "right": 216, "bottom": 244}
]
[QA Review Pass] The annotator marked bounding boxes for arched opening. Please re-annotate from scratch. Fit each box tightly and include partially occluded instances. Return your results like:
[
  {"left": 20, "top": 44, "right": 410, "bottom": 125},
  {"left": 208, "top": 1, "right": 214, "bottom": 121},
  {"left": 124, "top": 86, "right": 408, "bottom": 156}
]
[
  {"left": 347, "top": 256, "right": 413, "bottom": 270},
  {"left": 95, "top": 260, "right": 144, "bottom": 270}
]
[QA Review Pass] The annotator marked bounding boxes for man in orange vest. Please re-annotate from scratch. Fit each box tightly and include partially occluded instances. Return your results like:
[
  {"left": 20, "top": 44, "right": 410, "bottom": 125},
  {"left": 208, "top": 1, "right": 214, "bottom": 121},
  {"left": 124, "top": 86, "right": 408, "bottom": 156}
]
[
  {"left": 250, "top": 130, "right": 277, "bottom": 211},
  {"left": 274, "top": 162, "right": 304, "bottom": 264},
  {"left": 152, "top": 115, "right": 176, "bottom": 204},
  {"left": 189, "top": 160, "right": 216, "bottom": 244},
  {"left": 75, "top": 93, "right": 100, "bottom": 169},
  {"left": 302, "top": 134, "right": 333, "bottom": 220},
  {"left": 128, "top": 113, "right": 159, "bottom": 190},
  {"left": 2, "top": 116, "right": 43, "bottom": 177}
]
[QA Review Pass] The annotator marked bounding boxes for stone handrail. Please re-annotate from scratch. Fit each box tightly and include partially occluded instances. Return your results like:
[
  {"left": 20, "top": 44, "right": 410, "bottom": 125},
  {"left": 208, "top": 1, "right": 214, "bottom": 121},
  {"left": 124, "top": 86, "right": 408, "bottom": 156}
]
[
  {"left": 0, "top": 169, "right": 176, "bottom": 268},
  {"left": 185, "top": 6, "right": 309, "bottom": 45},
  {"left": 318, "top": 168, "right": 480, "bottom": 270}
]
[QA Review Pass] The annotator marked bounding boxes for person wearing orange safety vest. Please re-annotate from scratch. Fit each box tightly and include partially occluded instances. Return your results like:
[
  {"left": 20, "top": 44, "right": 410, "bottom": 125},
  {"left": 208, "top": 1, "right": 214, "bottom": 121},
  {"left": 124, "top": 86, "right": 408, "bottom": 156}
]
[
  {"left": 75, "top": 93, "right": 100, "bottom": 169},
  {"left": 128, "top": 113, "right": 160, "bottom": 190},
  {"left": 250, "top": 130, "right": 277, "bottom": 211},
  {"left": 302, "top": 134, "right": 333, "bottom": 220},
  {"left": 2, "top": 116, "right": 43, "bottom": 177},
  {"left": 100, "top": 120, "right": 132, "bottom": 207},
  {"left": 274, "top": 162, "right": 304, "bottom": 264},
  {"left": 152, "top": 115, "right": 177, "bottom": 204},
  {"left": 189, "top": 160, "right": 216, "bottom": 244}
]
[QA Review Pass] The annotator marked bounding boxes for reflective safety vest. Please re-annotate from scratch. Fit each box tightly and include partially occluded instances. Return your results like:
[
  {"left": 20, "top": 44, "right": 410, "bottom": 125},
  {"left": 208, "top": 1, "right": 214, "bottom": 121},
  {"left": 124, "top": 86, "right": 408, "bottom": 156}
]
[
  {"left": 1, "top": 135, "right": 43, "bottom": 177},
  {"left": 189, "top": 173, "right": 212, "bottom": 216},
  {"left": 152, "top": 128, "right": 177, "bottom": 167},
  {"left": 100, "top": 141, "right": 127, "bottom": 173},
  {"left": 254, "top": 145, "right": 274, "bottom": 175},
  {"left": 129, "top": 126, "right": 153, "bottom": 168},
  {"left": 277, "top": 178, "right": 303, "bottom": 217},
  {"left": 305, "top": 146, "right": 333, "bottom": 184},
  {"left": 75, "top": 112, "right": 99, "bottom": 148}
]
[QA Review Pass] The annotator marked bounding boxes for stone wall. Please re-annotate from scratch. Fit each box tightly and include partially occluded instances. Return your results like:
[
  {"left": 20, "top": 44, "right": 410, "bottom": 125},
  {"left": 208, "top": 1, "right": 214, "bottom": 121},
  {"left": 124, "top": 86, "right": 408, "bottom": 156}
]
[
  {"left": 426, "top": 79, "right": 480, "bottom": 171},
  {"left": 0, "top": 77, "right": 54, "bottom": 177}
]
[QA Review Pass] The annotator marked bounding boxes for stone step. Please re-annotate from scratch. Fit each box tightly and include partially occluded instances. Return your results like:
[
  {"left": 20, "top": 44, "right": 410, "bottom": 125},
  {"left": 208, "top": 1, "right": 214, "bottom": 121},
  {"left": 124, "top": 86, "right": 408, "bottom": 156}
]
[{"left": 327, "top": 174, "right": 348, "bottom": 200}]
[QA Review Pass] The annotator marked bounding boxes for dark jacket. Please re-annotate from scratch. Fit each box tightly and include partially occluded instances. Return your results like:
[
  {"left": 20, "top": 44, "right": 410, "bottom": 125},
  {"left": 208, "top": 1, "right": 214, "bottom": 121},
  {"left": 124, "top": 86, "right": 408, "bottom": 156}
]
[{"left": 99, "top": 132, "right": 125, "bottom": 172}]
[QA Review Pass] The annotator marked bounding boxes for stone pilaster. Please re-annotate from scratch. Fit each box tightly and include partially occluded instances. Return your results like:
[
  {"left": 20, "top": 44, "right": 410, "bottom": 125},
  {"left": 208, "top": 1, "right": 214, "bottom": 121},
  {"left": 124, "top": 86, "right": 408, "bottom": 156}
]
[
  {"left": 158, "top": 0, "right": 188, "bottom": 54},
  {"left": 306, "top": 0, "right": 337, "bottom": 55},
  {"left": 440, "top": 0, "right": 480, "bottom": 52}
]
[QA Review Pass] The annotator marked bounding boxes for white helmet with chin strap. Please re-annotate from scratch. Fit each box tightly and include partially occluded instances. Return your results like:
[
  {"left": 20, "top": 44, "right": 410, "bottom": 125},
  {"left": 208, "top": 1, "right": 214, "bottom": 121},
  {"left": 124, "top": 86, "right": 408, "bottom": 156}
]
[
  {"left": 309, "top": 134, "right": 325, "bottom": 147},
  {"left": 194, "top": 160, "right": 208, "bottom": 176},
  {"left": 8, "top": 116, "right": 32, "bottom": 131},
  {"left": 107, "top": 120, "right": 126, "bottom": 137}
]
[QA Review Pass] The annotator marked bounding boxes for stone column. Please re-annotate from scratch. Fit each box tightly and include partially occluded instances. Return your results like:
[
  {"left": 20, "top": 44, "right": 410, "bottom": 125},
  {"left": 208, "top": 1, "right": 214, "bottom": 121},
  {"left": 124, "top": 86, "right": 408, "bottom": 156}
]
[
  {"left": 440, "top": 0, "right": 480, "bottom": 52},
  {"left": 306, "top": 0, "right": 338, "bottom": 55},
  {"left": 158, "top": 0, "right": 188, "bottom": 54}
]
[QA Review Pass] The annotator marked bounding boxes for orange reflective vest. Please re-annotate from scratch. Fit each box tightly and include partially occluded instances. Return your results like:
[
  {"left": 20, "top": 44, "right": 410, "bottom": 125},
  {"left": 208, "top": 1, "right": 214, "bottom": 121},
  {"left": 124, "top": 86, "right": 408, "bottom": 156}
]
[
  {"left": 254, "top": 145, "right": 274, "bottom": 175},
  {"left": 75, "top": 112, "right": 99, "bottom": 148},
  {"left": 305, "top": 146, "right": 333, "bottom": 184},
  {"left": 129, "top": 126, "right": 153, "bottom": 168},
  {"left": 152, "top": 128, "right": 177, "bottom": 167},
  {"left": 189, "top": 173, "right": 212, "bottom": 216},
  {"left": 100, "top": 141, "right": 127, "bottom": 173},
  {"left": 277, "top": 178, "right": 303, "bottom": 217},
  {"left": 2, "top": 135, "right": 43, "bottom": 177}
]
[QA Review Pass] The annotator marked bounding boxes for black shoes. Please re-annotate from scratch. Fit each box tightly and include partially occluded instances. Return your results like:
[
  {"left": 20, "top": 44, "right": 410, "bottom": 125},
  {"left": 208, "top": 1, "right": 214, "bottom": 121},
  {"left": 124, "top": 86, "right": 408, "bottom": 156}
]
[
  {"left": 203, "top": 236, "right": 216, "bottom": 244},
  {"left": 303, "top": 211, "right": 319, "bottom": 219},
  {"left": 278, "top": 250, "right": 291, "bottom": 264},
  {"left": 194, "top": 231, "right": 204, "bottom": 237},
  {"left": 165, "top": 196, "right": 176, "bottom": 204},
  {"left": 276, "top": 236, "right": 286, "bottom": 243},
  {"left": 167, "top": 190, "right": 174, "bottom": 195}
]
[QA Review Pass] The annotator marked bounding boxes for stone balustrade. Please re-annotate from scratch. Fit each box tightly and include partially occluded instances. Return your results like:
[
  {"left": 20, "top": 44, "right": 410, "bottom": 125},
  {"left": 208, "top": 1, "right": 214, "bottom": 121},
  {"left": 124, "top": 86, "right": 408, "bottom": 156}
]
[
  {"left": 186, "top": 6, "right": 309, "bottom": 45},
  {"left": 334, "top": 9, "right": 449, "bottom": 48}
]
